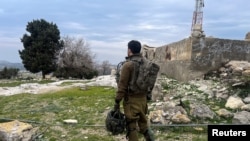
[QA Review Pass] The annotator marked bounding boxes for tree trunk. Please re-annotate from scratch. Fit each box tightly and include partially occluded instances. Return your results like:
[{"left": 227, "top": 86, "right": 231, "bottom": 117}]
[{"left": 42, "top": 72, "right": 45, "bottom": 79}]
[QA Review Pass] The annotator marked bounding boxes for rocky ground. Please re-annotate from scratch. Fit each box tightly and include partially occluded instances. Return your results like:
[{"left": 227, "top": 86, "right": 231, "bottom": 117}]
[{"left": 149, "top": 60, "right": 250, "bottom": 125}]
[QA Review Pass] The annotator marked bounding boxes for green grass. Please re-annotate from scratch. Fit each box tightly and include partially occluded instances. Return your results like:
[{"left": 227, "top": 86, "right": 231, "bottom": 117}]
[{"left": 0, "top": 85, "right": 207, "bottom": 141}]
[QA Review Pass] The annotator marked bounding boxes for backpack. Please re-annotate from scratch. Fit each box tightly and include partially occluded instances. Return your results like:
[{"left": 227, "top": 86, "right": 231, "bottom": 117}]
[{"left": 115, "top": 57, "right": 160, "bottom": 100}]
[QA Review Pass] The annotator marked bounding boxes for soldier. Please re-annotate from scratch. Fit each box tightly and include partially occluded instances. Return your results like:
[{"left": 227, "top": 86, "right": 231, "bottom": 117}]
[{"left": 114, "top": 40, "right": 155, "bottom": 141}]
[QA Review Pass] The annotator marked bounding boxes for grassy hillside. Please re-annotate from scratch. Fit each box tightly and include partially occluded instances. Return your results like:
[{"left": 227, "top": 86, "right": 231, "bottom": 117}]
[{"left": 0, "top": 85, "right": 207, "bottom": 141}]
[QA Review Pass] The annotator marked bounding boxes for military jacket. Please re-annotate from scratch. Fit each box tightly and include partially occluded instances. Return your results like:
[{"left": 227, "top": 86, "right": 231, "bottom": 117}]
[{"left": 115, "top": 54, "right": 146, "bottom": 102}]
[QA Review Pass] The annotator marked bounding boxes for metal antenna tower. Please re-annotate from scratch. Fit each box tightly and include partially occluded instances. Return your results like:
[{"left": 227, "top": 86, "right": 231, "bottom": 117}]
[{"left": 191, "top": 0, "right": 205, "bottom": 37}]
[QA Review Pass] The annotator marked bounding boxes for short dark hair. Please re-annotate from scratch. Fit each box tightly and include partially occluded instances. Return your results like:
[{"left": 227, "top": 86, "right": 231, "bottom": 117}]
[{"left": 128, "top": 40, "right": 141, "bottom": 54}]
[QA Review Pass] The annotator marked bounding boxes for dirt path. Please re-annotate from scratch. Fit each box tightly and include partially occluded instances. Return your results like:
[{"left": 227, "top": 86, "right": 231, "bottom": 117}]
[{"left": 0, "top": 75, "right": 117, "bottom": 96}]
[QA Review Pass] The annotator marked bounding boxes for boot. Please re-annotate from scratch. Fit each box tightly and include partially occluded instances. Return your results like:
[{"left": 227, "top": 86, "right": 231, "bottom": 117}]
[{"left": 143, "top": 129, "right": 154, "bottom": 141}]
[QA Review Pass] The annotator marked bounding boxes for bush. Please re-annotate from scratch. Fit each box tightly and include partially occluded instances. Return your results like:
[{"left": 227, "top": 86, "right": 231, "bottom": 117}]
[
  {"left": 54, "top": 67, "right": 98, "bottom": 79},
  {"left": 0, "top": 67, "right": 19, "bottom": 79}
]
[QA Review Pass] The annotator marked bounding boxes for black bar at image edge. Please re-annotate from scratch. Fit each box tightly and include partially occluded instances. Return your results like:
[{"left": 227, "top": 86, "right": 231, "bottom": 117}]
[{"left": 208, "top": 124, "right": 250, "bottom": 140}]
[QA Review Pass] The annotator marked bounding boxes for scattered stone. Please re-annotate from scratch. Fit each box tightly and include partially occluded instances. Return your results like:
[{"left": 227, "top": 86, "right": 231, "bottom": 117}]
[
  {"left": 171, "top": 112, "right": 191, "bottom": 123},
  {"left": 63, "top": 119, "right": 78, "bottom": 124},
  {"left": 232, "top": 111, "right": 250, "bottom": 124},
  {"left": 215, "top": 109, "right": 233, "bottom": 118},
  {"left": 225, "top": 96, "right": 245, "bottom": 109}
]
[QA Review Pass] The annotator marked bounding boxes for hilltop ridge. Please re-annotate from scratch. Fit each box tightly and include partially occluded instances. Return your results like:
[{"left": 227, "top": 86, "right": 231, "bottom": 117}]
[{"left": 0, "top": 60, "right": 24, "bottom": 70}]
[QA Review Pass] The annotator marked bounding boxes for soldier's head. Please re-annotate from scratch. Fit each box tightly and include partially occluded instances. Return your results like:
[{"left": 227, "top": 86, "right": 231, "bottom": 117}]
[{"left": 127, "top": 40, "right": 141, "bottom": 56}]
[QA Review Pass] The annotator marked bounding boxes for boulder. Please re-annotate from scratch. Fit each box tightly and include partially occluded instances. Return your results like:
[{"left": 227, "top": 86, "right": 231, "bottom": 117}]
[{"left": 0, "top": 120, "right": 38, "bottom": 141}]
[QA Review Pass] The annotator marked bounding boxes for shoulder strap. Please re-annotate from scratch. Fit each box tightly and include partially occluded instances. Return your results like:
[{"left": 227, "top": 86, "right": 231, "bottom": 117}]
[
  {"left": 116, "top": 61, "right": 125, "bottom": 71},
  {"left": 115, "top": 61, "right": 126, "bottom": 84}
]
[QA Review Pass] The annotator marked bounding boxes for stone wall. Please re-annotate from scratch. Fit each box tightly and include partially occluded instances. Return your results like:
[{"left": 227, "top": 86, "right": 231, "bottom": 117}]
[
  {"left": 152, "top": 38, "right": 192, "bottom": 62},
  {"left": 191, "top": 37, "right": 250, "bottom": 71},
  {"left": 145, "top": 37, "right": 250, "bottom": 82}
]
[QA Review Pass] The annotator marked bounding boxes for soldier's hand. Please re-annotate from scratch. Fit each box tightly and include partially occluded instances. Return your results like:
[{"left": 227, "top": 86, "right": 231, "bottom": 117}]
[{"left": 114, "top": 103, "right": 120, "bottom": 111}]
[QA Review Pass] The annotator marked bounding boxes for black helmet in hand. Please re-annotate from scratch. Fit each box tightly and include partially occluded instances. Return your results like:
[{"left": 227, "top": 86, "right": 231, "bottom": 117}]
[{"left": 105, "top": 110, "right": 126, "bottom": 135}]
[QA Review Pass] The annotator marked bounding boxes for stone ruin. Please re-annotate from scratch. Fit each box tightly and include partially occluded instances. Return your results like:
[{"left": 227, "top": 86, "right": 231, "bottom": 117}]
[{"left": 143, "top": 36, "right": 250, "bottom": 82}]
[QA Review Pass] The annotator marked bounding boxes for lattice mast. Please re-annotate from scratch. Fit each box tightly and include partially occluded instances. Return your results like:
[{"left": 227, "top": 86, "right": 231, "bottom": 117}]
[{"left": 191, "top": 0, "right": 204, "bottom": 35}]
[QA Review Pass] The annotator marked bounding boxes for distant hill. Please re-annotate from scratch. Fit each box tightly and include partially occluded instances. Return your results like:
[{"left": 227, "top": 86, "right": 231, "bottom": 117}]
[{"left": 0, "top": 60, "right": 25, "bottom": 70}]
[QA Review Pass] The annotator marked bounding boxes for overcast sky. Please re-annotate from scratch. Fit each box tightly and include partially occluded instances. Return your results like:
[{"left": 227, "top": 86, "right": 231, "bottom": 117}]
[{"left": 0, "top": 0, "right": 250, "bottom": 65}]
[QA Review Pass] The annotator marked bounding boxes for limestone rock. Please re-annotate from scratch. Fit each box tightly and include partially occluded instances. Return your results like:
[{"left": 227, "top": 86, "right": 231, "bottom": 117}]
[
  {"left": 0, "top": 120, "right": 38, "bottom": 141},
  {"left": 225, "top": 96, "right": 245, "bottom": 109}
]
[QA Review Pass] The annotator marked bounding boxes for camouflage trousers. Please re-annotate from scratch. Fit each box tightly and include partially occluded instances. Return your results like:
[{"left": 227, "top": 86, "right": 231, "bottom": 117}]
[{"left": 123, "top": 96, "right": 154, "bottom": 141}]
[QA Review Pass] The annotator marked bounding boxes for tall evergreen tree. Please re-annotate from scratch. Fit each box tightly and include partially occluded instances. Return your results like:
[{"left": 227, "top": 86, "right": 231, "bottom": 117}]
[{"left": 19, "top": 19, "right": 63, "bottom": 78}]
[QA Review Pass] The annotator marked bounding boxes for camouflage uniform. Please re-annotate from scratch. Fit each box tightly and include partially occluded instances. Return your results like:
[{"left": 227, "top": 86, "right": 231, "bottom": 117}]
[{"left": 115, "top": 54, "right": 154, "bottom": 141}]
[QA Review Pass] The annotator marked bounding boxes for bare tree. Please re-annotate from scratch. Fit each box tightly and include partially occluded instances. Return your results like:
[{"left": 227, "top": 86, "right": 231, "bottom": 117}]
[
  {"left": 100, "top": 60, "right": 112, "bottom": 75},
  {"left": 56, "top": 36, "right": 97, "bottom": 79}
]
